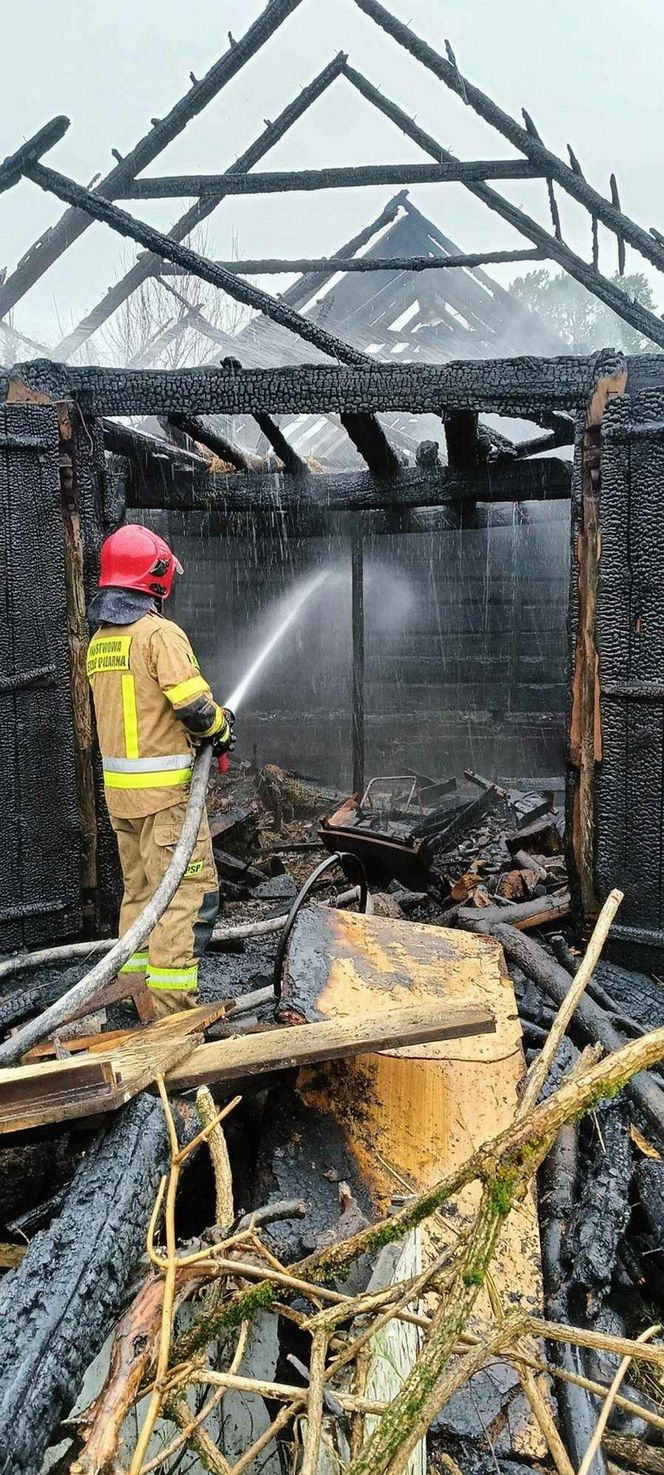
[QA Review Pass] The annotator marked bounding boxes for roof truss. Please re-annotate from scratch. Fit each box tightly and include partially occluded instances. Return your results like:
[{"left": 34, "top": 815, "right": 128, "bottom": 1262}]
[{"left": 1, "top": 0, "right": 662, "bottom": 476}]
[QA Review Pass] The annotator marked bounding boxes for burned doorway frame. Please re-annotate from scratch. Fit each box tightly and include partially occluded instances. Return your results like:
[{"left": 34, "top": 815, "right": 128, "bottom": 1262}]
[{"left": 4, "top": 350, "right": 663, "bottom": 943}]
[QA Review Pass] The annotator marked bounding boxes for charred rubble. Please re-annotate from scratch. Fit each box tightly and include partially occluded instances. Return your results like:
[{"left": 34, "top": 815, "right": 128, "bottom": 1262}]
[{"left": 0, "top": 762, "right": 663, "bottom": 1473}]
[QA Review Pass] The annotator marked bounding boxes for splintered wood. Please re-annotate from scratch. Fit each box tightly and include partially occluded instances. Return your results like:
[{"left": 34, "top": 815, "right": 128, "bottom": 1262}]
[
  {"left": 0, "top": 1004, "right": 229, "bottom": 1133},
  {"left": 0, "top": 994, "right": 495, "bottom": 1134},
  {"left": 282, "top": 905, "right": 547, "bottom": 1459}
]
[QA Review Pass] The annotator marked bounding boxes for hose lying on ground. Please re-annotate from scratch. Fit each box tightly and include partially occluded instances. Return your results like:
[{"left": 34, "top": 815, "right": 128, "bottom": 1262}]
[
  {"left": 0, "top": 747, "right": 214, "bottom": 1067},
  {"left": 0, "top": 938, "right": 115, "bottom": 983},
  {"left": 0, "top": 890, "right": 363, "bottom": 984}
]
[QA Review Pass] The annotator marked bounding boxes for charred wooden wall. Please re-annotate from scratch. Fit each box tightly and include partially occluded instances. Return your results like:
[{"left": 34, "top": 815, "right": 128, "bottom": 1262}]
[
  {"left": 161, "top": 502, "right": 570, "bottom": 785},
  {"left": 595, "top": 388, "right": 664, "bottom": 944},
  {"left": 0, "top": 405, "right": 82, "bottom": 949}
]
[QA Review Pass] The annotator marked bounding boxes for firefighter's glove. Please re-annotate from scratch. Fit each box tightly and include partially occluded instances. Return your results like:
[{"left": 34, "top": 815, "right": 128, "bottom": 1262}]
[{"left": 212, "top": 708, "right": 236, "bottom": 757}]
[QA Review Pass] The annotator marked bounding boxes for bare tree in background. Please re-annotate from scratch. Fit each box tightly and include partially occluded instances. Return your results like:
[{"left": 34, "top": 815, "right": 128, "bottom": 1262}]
[
  {"left": 0, "top": 312, "right": 48, "bottom": 365},
  {"left": 511, "top": 267, "right": 662, "bottom": 355},
  {"left": 71, "top": 227, "right": 251, "bottom": 369}
]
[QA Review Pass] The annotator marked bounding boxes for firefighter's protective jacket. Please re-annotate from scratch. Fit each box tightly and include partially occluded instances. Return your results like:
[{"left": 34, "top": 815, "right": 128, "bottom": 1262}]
[{"left": 87, "top": 611, "right": 228, "bottom": 819}]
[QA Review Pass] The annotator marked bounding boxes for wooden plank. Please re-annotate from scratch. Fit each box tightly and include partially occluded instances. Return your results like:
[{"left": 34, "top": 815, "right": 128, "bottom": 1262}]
[
  {"left": 0, "top": 1008, "right": 231, "bottom": 1132},
  {"left": 0, "top": 1055, "right": 118, "bottom": 1133},
  {"left": 24, "top": 1000, "right": 231, "bottom": 1061},
  {"left": 166, "top": 1001, "right": 496, "bottom": 1091},
  {"left": 0, "top": 1053, "right": 115, "bottom": 1090}
]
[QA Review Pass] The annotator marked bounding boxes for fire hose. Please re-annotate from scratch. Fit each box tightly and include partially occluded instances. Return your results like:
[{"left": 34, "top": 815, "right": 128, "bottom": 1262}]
[{"left": 0, "top": 745, "right": 214, "bottom": 1067}]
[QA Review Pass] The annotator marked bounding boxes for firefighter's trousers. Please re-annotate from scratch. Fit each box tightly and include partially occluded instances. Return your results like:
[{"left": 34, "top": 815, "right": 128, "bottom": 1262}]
[{"left": 111, "top": 803, "right": 219, "bottom": 1017}]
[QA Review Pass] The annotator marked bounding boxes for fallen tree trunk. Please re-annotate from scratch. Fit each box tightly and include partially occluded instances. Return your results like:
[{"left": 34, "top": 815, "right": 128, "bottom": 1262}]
[
  {"left": 463, "top": 922, "right": 664, "bottom": 1145},
  {"left": 0, "top": 1093, "right": 173, "bottom": 1475}
]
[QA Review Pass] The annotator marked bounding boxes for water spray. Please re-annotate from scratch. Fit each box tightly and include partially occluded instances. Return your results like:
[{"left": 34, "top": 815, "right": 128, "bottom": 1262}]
[{"left": 217, "top": 569, "right": 330, "bottom": 771}]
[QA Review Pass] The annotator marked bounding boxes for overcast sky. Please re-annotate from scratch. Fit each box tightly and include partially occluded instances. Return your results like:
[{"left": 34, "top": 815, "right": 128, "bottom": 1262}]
[{"left": 1, "top": 0, "right": 662, "bottom": 349}]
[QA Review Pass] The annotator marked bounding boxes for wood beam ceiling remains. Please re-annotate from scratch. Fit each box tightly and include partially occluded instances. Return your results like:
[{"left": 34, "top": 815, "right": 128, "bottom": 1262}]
[
  {"left": 13, "top": 137, "right": 399, "bottom": 476},
  {"left": 353, "top": 0, "right": 664, "bottom": 275},
  {"left": 340, "top": 63, "right": 664, "bottom": 351},
  {"left": 11, "top": 352, "right": 635, "bottom": 418},
  {"left": 121, "top": 159, "right": 544, "bottom": 199},
  {"left": 49, "top": 53, "right": 347, "bottom": 362},
  {"left": 0, "top": 0, "right": 306, "bottom": 319}
]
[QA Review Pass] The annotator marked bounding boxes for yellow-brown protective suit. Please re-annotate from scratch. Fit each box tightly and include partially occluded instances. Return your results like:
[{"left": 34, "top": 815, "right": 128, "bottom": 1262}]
[{"left": 87, "top": 610, "right": 229, "bottom": 1013}]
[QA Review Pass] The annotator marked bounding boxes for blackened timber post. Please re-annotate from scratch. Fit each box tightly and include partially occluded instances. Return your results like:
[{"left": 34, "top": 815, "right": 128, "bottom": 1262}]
[
  {"left": 59, "top": 426, "right": 98, "bottom": 927},
  {"left": 444, "top": 409, "right": 482, "bottom": 472},
  {"left": 569, "top": 368, "right": 627, "bottom": 926},
  {"left": 351, "top": 534, "right": 366, "bottom": 799}
]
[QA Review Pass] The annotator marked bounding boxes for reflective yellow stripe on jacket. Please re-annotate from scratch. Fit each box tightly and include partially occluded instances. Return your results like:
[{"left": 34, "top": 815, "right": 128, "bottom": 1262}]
[
  {"left": 147, "top": 963, "right": 198, "bottom": 991},
  {"left": 102, "top": 754, "right": 193, "bottom": 789},
  {"left": 165, "top": 675, "right": 211, "bottom": 706},
  {"left": 121, "top": 674, "right": 139, "bottom": 759}
]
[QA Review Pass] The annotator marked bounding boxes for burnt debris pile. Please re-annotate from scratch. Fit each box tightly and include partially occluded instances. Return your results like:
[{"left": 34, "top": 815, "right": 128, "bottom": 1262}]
[{"left": 0, "top": 761, "right": 664, "bottom": 1474}]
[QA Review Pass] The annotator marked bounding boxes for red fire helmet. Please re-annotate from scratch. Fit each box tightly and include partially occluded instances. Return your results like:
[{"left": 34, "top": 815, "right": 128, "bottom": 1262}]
[{"left": 98, "top": 525, "right": 183, "bottom": 599}]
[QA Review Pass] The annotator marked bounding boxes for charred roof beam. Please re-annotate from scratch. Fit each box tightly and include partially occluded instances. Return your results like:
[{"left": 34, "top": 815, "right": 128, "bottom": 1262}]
[
  {"left": 166, "top": 413, "right": 257, "bottom": 471},
  {"left": 124, "top": 451, "right": 572, "bottom": 516},
  {"left": 102, "top": 418, "right": 209, "bottom": 473},
  {"left": 339, "top": 412, "right": 401, "bottom": 475},
  {"left": 253, "top": 412, "right": 310, "bottom": 474},
  {"left": 0, "top": 0, "right": 305, "bottom": 319},
  {"left": 12, "top": 353, "right": 641, "bottom": 418},
  {"left": 156, "top": 247, "right": 545, "bottom": 275},
  {"left": 353, "top": 0, "right": 664, "bottom": 275},
  {"left": 122, "top": 159, "right": 544, "bottom": 198},
  {"left": 0, "top": 116, "right": 70, "bottom": 196},
  {"left": 340, "top": 63, "right": 664, "bottom": 352}
]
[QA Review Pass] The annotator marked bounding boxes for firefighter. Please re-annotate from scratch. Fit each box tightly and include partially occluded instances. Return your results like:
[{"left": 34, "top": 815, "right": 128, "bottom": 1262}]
[{"left": 86, "top": 524, "right": 233, "bottom": 1017}]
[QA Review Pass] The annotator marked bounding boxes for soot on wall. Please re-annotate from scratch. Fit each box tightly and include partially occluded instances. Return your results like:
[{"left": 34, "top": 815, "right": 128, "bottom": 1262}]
[{"left": 138, "top": 504, "right": 570, "bottom": 787}]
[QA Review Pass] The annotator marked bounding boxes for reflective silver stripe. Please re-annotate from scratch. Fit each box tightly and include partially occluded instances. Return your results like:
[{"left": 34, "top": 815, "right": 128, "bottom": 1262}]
[{"left": 102, "top": 754, "right": 193, "bottom": 774}]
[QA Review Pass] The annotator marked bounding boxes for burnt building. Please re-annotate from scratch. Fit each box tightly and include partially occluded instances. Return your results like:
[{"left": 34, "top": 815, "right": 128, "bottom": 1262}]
[{"left": 0, "top": 0, "right": 662, "bottom": 964}]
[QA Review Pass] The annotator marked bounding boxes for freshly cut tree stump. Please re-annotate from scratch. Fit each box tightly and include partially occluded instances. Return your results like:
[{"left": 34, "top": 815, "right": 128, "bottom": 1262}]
[{"left": 0, "top": 1092, "right": 172, "bottom": 1475}]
